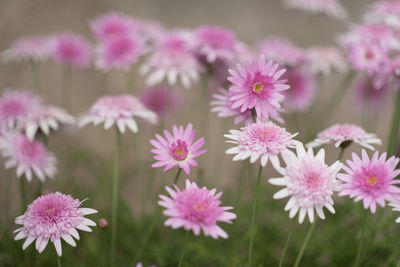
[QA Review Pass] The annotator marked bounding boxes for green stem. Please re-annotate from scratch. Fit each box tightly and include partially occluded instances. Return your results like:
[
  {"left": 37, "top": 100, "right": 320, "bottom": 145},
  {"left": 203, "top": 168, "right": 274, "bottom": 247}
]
[
  {"left": 19, "top": 177, "right": 26, "bottom": 211},
  {"left": 293, "top": 219, "right": 317, "bottom": 267},
  {"left": 387, "top": 90, "right": 400, "bottom": 155},
  {"left": 30, "top": 60, "right": 40, "bottom": 93},
  {"left": 111, "top": 128, "right": 121, "bottom": 267},
  {"left": 178, "top": 231, "right": 190, "bottom": 267},
  {"left": 251, "top": 109, "right": 257, "bottom": 123},
  {"left": 57, "top": 256, "right": 61, "bottom": 267},
  {"left": 353, "top": 212, "right": 369, "bottom": 267},
  {"left": 279, "top": 222, "right": 294, "bottom": 267},
  {"left": 247, "top": 165, "right": 263, "bottom": 267},
  {"left": 338, "top": 148, "right": 345, "bottom": 161},
  {"left": 173, "top": 168, "right": 183, "bottom": 184}
]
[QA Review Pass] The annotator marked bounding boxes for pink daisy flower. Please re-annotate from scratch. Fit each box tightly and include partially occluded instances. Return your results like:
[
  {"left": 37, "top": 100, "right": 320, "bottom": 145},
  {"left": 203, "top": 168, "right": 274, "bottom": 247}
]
[
  {"left": 224, "top": 121, "right": 300, "bottom": 167},
  {"left": 337, "top": 150, "right": 400, "bottom": 214},
  {"left": 150, "top": 123, "right": 206, "bottom": 175},
  {"left": 307, "top": 124, "right": 382, "bottom": 150},
  {"left": 158, "top": 179, "right": 236, "bottom": 238},
  {"left": 257, "top": 38, "right": 306, "bottom": 67},
  {"left": 227, "top": 55, "right": 289, "bottom": 122},
  {"left": 79, "top": 94, "right": 157, "bottom": 134},
  {"left": 14, "top": 192, "right": 97, "bottom": 256},
  {"left": 306, "top": 46, "right": 348, "bottom": 75},
  {"left": 2, "top": 36, "right": 52, "bottom": 63},
  {"left": 95, "top": 34, "right": 145, "bottom": 72},
  {"left": 50, "top": 33, "right": 92, "bottom": 68},
  {"left": 141, "top": 31, "right": 203, "bottom": 89},
  {"left": 364, "top": 1, "right": 400, "bottom": 30},
  {"left": 89, "top": 12, "right": 134, "bottom": 42},
  {"left": 0, "top": 133, "right": 57, "bottom": 182},
  {"left": 283, "top": 0, "right": 347, "bottom": 20},
  {"left": 347, "top": 42, "right": 388, "bottom": 75},
  {"left": 139, "top": 86, "right": 181, "bottom": 116},
  {"left": 269, "top": 146, "right": 342, "bottom": 223},
  {"left": 194, "top": 25, "right": 238, "bottom": 64},
  {"left": 283, "top": 68, "right": 316, "bottom": 112}
]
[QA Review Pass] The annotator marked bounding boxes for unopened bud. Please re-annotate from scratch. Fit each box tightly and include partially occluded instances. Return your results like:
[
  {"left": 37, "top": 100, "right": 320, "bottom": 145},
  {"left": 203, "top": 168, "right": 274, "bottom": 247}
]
[{"left": 98, "top": 218, "right": 108, "bottom": 230}]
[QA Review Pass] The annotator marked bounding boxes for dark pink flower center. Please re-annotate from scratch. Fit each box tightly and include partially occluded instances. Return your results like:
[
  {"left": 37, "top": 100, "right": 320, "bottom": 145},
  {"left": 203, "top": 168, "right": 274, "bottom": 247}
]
[
  {"left": 109, "top": 38, "right": 136, "bottom": 58},
  {"left": 365, "top": 49, "right": 375, "bottom": 61},
  {"left": 1, "top": 100, "right": 26, "bottom": 117},
  {"left": 169, "top": 140, "right": 188, "bottom": 161}
]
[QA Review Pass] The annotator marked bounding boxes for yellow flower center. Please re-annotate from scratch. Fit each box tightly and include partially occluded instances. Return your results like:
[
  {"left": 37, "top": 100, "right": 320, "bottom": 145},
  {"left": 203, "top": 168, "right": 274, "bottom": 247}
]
[
  {"left": 194, "top": 203, "right": 205, "bottom": 211},
  {"left": 367, "top": 175, "right": 377, "bottom": 186},
  {"left": 253, "top": 83, "right": 263, "bottom": 93}
]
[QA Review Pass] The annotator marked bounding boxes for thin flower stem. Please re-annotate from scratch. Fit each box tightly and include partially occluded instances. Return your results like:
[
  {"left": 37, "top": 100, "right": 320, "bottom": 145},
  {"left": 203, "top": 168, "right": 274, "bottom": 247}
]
[
  {"left": 126, "top": 70, "right": 133, "bottom": 93},
  {"left": 353, "top": 212, "right": 369, "bottom": 267},
  {"left": 19, "top": 177, "right": 26, "bottom": 211},
  {"left": 387, "top": 90, "right": 400, "bottom": 155},
  {"left": 338, "top": 148, "right": 345, "bottom": 161},
  {"left": 111, "top": 128, "right": 121, "bottom": 267},
  {"left": 62, "top": 65, "right": 72, "bottom": 108},
  {"left": 57, "top": 256, "right": 62, "bottom": 267},
  {"left": 30, "top": 60, "right": 40, "bottom": 93},
  {"left": 251, "top": 109, "right": 257, "bottom": 123},
  {"left": 279, "top": 221, "right": 294, "bottom": 267},
  {"left": 293, "top": 219, "right": 317, "bottom": 267},
  {"left": 173, "top": 168, "right": 183, "bottom": 184},
  {"left": 247, "top": 165, "right": 263, "bottom": 267},
  {"left": 178, "top": 230, "right": 191, "bottom": 267}
]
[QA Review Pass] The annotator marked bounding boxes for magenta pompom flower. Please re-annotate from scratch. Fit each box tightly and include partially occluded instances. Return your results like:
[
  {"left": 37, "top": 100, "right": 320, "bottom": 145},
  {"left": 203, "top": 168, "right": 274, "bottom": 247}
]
[
  {"left": 79, "top": 95, "right": 157, "bottom": 133},
  {"left": 14, "top": 192, "right": 97, "bottom": 256},
  {"left": 0, "top": 133, "right": 57, "bottom": 182},
  {"left": 283, "top": 0, "right": 347, "bottom": 20},
  {"left": 2, "top": 36, "right": 52, "bottom": 63},
  {"left": 307, "top": 124, "right": 382, "bottom": 150},
  {"left": 50, "top": 33, "right": 92, "bottom": 68},
  {"left": 269, "top": 146, "right": 342, "bottom": 223},
  {"left": 227, "top": 55, "right": 289, "bottom": 122},
  {"left": 283, "top": 68, "right": 316, "bottom": 112},
  {"left": 257, "top": 38, "right": 306, "bottom": 67},
  {"left": 337, "top": 150, "right": 400, "bottom": 214},
  {"left": 225, "top": 121, "right": 300, "bottom": 167},
  {"left": 150, "top": 123, "right": 206, "bottom": 174},
  {"left": 89, "top": 12, "right": 134, "bottom": 42},
  {"left": 158, "top": 179, "right": 236, "bottom": 238}
]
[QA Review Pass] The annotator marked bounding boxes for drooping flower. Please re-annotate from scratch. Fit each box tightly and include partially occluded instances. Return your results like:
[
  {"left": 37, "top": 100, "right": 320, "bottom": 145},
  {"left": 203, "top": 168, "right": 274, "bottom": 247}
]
[
  {"left": 2, "top": 36, "right": 52, "bottom": 63},
  {"left": 0, "top": 133, "right": 57, "bottom": 182},
  {"left": 283, "top": 0, "right": 347, "bottom": 20},
  {"left": 150, "top": 123, "right": 206, "bottom": 174},
  {"left": 139, "top": 86, "right": 181, "bottom": 116},
  {"left": 158, "top": 179, "right": 236, "bottom": 238},
  {"left": 227, "top": 55, "right": 289, "bottom": 122},
  {"left": 269, "top": 146, "right": 342, "bottom": 223},
  {"left": 364, "top": 1, "right": 400, "bottom": 30},
  {"left": 141, "top": 31, "right": 203, "bottom": 89},
  {"left": 283, "top": 68, "right": 316, "bottom": 112},
  {"left": 337, "top": 150, "right": 400, "bottom": 214},
  {"left": 14, "top": 192, "right": 97, "bottom": 256},
  {"left": 79, "top": 94, "right": 157, "bottom": 133},
  {"left": 50, "top": 33, "right": 92, "bottom": 68},
  {"left": 306, "top": 124, "right": 382, "bottom": 150},
  {"left": 306, "top": 46, "right": 348, "bottom": 75},
  {"left": 257, "top": 38, "right": 306, "bottom": 67},
  {"left": 225, "top": 121, "right": 300, "bottom": 167},
  {"left": 89, "top": 12, "right": 134, "bottom": 42}
]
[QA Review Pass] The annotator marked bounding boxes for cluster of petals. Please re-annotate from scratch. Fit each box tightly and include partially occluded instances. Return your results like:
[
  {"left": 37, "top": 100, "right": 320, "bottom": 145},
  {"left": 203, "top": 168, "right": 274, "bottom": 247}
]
[
  {"left": 89, "top": 12, "right": 135, "bottom": 42},
  {"left": 2, "top": 36, "right": 52, "bottom": 63},
  {"left": 364, "top": 1, "right": 400, "bottom": 30},
  {"left": 305, "top": 46, "right": 348, "bottom": 75},
  {"left": 158, "top": 180, "right": 236, "bottom": 239},
  {"left": 283, "top": 0, "right": 347, "bottom": 20},
  {"left": 150, "top": 123, "right": 206, "bottom": 174},
  {"left": 257, "top": 38, "right": 306, "bottom": 67},
  {"left": 50, "top": 33, "right": 92, "bottom": 68},
  {"left": 139, "top": 86, "right": 181, "bottom": 116},
  {"left": 14, "top": 192, "right": 97, "bottom": 256}
]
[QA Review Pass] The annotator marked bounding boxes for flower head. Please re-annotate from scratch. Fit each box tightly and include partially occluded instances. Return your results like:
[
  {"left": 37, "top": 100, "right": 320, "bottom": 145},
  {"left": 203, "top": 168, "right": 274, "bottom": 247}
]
[
  {"left": 283, "top": 68, "right": 316, "bottom": 112},
  {"left": 14, "top": 192, "right": 97, "bottom": 256},
  {"left": 347, "top": 41, "right": 388, "bottom": 75},
  {"left": 306, "top": 46, "right": 348, "bottom": 75},
  {"left": 283, "top": 0, "right": 347, "bottom": 19},
  {"left": 257, "top": 38, "right": 306, "bottom": 67},
  {"left": 227, "top": 55, "right": 289, "bottom": 122},
  {"left": 158, "top": 179, "right": 236, "bottom": 238},
  {"left": 0, "top": 133, "right": 57, "bottom": 182},
  {"left": 50, "top": 33, "right": 92, "bottom": 68},
  {"left": 150, "top": 123, "right": 206, "bottom": 174},
  {"left": 225, "top": 121, "right": 300, "bottom": 167},
  {"left": 307, "top": 124, "right": 382, "bottom": 150},
  {"left": 269, "top": 146, "right": 342, "bottom": 223},
  {"left": 139, "top": 86, "right": 181, "bottom": 116},
  {"left": 364, "top": 1, "right": 400, "bottom": 30},
  {"left": 2, "top": 36, "right": 52, "bottom": 63},
  {"left": 89, "top": 12, "right": 134, "bottom": 41},
  {"left": 354, "top": 76, "right": 392, "bottom": 110},
  {"left": 337, "top": 150, "right": 400, "bottom": 213},
  {"left": 79, "top": 94, "right": 157, "bottom": 133}
]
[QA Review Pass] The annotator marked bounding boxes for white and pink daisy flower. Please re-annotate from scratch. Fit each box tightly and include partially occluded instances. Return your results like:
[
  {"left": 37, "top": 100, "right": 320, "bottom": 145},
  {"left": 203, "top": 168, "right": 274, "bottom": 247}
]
[
  {"left": 89, "top": 12, "right": 134, "bottom": 42},
  {"left": 307, "top": 124, "right": 382, "bottom": 150},
  {"left": 50, "top": 33, "right": 92, "bottom": 68},
  {"left": 257, "top": 38, "right": 306, "bottom": 67},
  {"left": 283, "top": 68, "right": 316, "bottom": 112},
  {"left": 269, "top": 146, "right": 342, "bottom": 223},
  {"left": 283, "top": 0, "right": 347, "bottom": 20},
  {"left": 338, "top": 150, "right": 400, "bottom": 214},
  {"left": 0, "top": 133, "right": 57, "bottom": 182},
  {"left": 150, "top": 123, "right": 206, "bottom": 175},
  {"left": 227, "top": 55, "right": 289, "bottom": 122},
  {"left": 14, "top": 192, "right": 97, "bottom": 256},
  {"left": 79, "top": 94, "right": 157, "bottom": 134},
  {"left": 2, "top": 36, "right": 52, "bottom": 63},
  {"left": 364, "top": 1, "right": 400, "bottom": 30},
  {"left": 224, "top": 121, "right": 300, "bottom": 168},
  {"left": 306, "top": 46, "right": 348, "bottom": 75},
  {"left": 158, "top": 179, "right": 236, "bottom": 239}
]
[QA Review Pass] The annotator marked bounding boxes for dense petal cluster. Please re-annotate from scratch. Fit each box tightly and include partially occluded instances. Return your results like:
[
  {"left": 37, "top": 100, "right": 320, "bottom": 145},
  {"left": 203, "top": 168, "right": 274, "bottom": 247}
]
[
  {"left": 2, "top": 36, "right": 52, "bottom": 63},
  {"left": 158, "top": 180, "right": 236, "bottom": 238},
  {"left": 14, "top": 193, "right": 97, "bottom": 256},
  {"left": 283, "top": 0, "right": 347, "bottom": 19},
  {"left": 89, "top": 12, "right": 135, "bottom": 42},
  {"left": 50, "top": 33, "right": 92, "bottom": 68}
]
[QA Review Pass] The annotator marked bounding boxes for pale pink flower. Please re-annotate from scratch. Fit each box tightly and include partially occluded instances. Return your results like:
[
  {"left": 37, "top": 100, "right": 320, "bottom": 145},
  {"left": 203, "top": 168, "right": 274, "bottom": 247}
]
[
  {"left": 158, "top": 179, "right": 236, "bottom": 238},
  {"left": 337, "top": 150, "right": 400, "bottom": 214},
  {"left": 283, "top": 0, "right": 347, "bottom": 19},
  {"left": 150, "top": 123, "right": 206, "bottom": 174},
  {"left": 79, "top": 95, "right": 157, "bottom": 134},
  {"left": 306, "top": 46, "right": 348, "bottom": 75},
  {"left": 283, "top": 68, "right": 316, "bottom": 112},
  {"left": 307, "top": 124, "right": 382, "bottom": 150},
  {"left": 227, "top": 55, "right": 289, "bottom": 122},
  {"left": 257, "top": 38, "right": 306, "bottom": 67},
  {"left": 2, "top": 36, "right": 52, "bottom": 63},
  {"left": 131, "top": 18, "right": 165, "bottom": 48},
  {"left": 225, "top": 121, "right": 300, "bottom": 167},
  {"left": 364, "top": 1, "right": 400, "bottom": 29},
  {"left": 50, "top": 33, "right": 92, "bottom": 68},
  {"left": 354, "top": 76, "right": 392, "bottom": 110},
  {"left": 0, "top": 133, "right": 57, "bottom": 182},
  {"left": 14, "top": 192, "right": 97, "bottom": 256},
  {"left": 269, "top": 146, "right": 342, "bottom": 223},
  {"left": 141, "top": 31, "right": 203, "bottom": 89},
  {"left": 139, "top": 86, "right": 181, "bottom": 116},
  {"left": 89, "top": 12, "right": 134, "bottom": 42},
  {"left": 347, "top": 42, "right": 388, "bottom": 75}
]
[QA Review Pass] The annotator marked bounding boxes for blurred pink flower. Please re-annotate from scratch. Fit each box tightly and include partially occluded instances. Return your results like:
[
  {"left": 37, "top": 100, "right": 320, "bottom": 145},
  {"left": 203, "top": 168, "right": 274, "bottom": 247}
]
[
  {"left": 283, "top": 68, "right": 316, "bottom": 112},
  {"left": 89, "top": 12, "right": 134, "bottom": 42},
  {"left": 338, "top": 150, "right": 400, "bottom": 214},
  {"left": 14, "top": 192, "right": 97, "bottom": 256},
  {"left": 158, "top": 179, "right": 236, "bottom": 238},
  {"left": 364, "top": 1, "right": 400, "bottom": 30},
  {"left": 50, "top": 33, "right": 92, "bottom": 68},
  {"left": 2, "top": 36, "right": 52, "bottom": 63},
  {"left": 306, "top": 46, "right": 348, "bottom": 75},
  {"left": 150, "top": 123, "right": 206, "bottom": 174},
  {"left": 139, "top": 86, "right": 181, "bottom": 116},
  {"left": 307, "top": 124, "right": 382, "bottom": 150},
  {"left": 0, "top": 133, "right": 57, "bottom": 182},
  {"left": 227, "top": 55, "right": 289, "bottom": 122},
  {"left": 283, "top": 0, "right": 347, "bottom": 19},
  {"left": 257, "top": 38, "right": 306, "bottom": 67},
  {"left": 225, "top": 121, "right": 300, "bottom": 167},
  {"left": 354, "top": 76, "right": 392, "bottom": 110},
  {"left": 79, "top": 95, "right": 157, "bottom": 133},
  {"left": 347, "top": 42, "right": 388, "bottom": 75},
  {"left": 269, "top": 146, "right": 342, "bottom": 223}
]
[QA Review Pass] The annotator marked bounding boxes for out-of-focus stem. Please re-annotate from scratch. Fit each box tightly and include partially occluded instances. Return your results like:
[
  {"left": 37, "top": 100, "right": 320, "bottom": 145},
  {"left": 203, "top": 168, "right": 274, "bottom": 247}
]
[
  {"left": 111, "top": 128, "right": 121, "bottom": 267},
  {"left": 293, "top": 219, "right": 317, "bottom": 267},
  {"left": 353, "top": 212, "right": 369, "bottom": 267},
  {"left": 278, "top": 221, "right": 294, "bottom": 267},
  {"left": 178, "top": 231, "right": 190, "bottom": 267},
  {"left": 19, "top": 177, "right": 26, "bottom": 211},
  {"left": 387, "top": 90, "right": 400, "bottom": 155}
]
